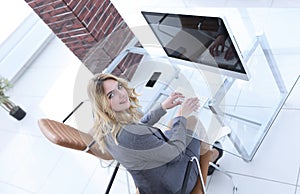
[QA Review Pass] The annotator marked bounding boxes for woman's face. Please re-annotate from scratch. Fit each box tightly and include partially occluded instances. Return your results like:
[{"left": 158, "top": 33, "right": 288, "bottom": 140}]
[{"left": 102, "top": 79, "right": 131, "bottom": 112}]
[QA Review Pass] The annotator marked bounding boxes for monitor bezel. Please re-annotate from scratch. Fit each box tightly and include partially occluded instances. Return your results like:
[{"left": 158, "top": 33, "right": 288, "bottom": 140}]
[{"left": 141, "top": 11, "right": 251, "bottom": 81}]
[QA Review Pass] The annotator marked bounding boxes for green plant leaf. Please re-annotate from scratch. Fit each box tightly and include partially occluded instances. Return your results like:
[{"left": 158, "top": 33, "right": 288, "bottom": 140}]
[{"left": 0, "top": 76, "right": 13, "bottom": 100}]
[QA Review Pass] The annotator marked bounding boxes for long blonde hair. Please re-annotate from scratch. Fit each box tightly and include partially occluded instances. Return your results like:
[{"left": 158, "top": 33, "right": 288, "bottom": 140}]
[{"left": 87, "top": 73, "right": 142, "bottom": 152}]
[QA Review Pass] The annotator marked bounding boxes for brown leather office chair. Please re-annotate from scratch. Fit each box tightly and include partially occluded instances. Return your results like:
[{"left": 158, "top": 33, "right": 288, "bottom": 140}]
[
  {"left": 38, "top": 118, "right": 120, "bottom": 194},
  {"left": 38, "top": 118, "right": 114, "bottom": 160}
]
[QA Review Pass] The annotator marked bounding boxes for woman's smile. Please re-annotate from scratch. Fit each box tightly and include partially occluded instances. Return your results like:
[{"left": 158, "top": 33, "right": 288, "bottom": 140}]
[{"left": 103, "top": 79, "right": 131, "bottom": 111}]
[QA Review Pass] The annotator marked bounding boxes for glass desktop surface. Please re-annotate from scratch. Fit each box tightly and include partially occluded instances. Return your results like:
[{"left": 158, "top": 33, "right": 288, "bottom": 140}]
[
  {"left": 96, "top": 31, "right": 296, "bottom": 162},
  {"left": 74, "top": 8, "right": 299, "bottom": 161},
  {"left": 132, "top": 9, "right": 298, "bottom": 161},
  {"left": 132, "top": 47, "right": 296, "bottom": 162}
]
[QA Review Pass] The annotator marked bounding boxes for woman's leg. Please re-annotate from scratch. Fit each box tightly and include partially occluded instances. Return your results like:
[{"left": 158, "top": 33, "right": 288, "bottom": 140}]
[
  {"left": 191, "top": 143, "right": 221, "bottom": 194},
  {"left": 135, "top": 188, "right": 140, "bottom": 194},
  {"left": 190, "top": 143, "right": 211, "bottom": 194},
  {"left": 187, "top": 117, "right": 221, "bottom": 194},
  {"left": 167, "top": 116, "right": 221, "bottom": 193}
]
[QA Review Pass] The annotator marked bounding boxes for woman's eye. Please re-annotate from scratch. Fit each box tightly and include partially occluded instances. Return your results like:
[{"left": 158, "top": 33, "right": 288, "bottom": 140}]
[
  {"left": 118, "top": 83, "right": 123, "bottom": 89},
  {"left": 108, "top": 93, "right": 114, "bottom": 99}
]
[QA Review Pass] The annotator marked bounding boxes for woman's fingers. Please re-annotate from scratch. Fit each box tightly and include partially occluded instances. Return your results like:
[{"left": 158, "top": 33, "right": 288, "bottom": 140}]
[
  {"left": 181, "top": 97, "right": 200, "bottom": 115},
  {"left": 185, "top": 97, "right": 199, "bottom": 105}
]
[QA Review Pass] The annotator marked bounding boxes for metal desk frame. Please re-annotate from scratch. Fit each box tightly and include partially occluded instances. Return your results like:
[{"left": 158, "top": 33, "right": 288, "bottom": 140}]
[{"left": 208, "top": 33, "right": 289, "bottom": 161}]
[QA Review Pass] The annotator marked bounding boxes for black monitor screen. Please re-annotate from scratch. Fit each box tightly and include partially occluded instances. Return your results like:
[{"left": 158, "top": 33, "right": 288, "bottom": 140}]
[{"left": 141, "top": 11, "right": 249, "bottom": 81}]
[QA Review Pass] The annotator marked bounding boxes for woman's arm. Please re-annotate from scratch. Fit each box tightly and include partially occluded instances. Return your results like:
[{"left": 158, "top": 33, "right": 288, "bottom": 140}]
[
  {"left": 140, "top": 92, "right": 184, "bottom": 126},
  {"left": 140, "top": 105, "right": 166, "bottom": 126}
]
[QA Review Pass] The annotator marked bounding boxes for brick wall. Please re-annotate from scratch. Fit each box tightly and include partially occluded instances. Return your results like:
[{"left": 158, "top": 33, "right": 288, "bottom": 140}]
[{"left": 24, "top": 0, "right": 142, "bottom": 77}]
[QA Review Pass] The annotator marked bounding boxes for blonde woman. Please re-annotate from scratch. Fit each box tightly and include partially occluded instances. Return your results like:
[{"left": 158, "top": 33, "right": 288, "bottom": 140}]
[{"left": 87, "top": 73, "right": 222, "bottom": 194}]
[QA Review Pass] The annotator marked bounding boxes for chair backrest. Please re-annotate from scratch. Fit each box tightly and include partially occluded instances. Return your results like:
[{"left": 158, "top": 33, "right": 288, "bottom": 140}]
[{"left": 38, "top": 118, "right": 113, "bottom": 160}]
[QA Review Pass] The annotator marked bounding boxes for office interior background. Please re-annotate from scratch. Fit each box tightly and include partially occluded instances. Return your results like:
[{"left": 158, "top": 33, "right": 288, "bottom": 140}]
[{"left": 1, "top": 0, "right": 300, "bottom": 193}]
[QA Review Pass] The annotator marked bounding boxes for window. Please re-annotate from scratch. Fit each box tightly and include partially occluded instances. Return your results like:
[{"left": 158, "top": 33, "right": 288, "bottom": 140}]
[{"left": 0, "top": 0, "right": 54, "bottom": 82}]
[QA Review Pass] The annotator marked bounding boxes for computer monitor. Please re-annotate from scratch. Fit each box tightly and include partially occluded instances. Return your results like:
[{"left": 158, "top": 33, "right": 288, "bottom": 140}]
[{"left": 141, "top": 11, "right": 250, "bottom": 81}]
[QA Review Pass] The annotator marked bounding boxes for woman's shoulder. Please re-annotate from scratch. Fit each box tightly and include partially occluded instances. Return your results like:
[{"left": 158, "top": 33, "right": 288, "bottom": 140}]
[
  {"left": 117, "top": 124, "right": 162, "bottom": 150},
  {"left": 120, "top": 123, "right": 153, "bottom": 136}
]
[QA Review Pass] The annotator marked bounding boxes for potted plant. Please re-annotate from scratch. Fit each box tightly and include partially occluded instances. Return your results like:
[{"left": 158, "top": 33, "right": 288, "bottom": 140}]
[{"left": 0, "top": 76, "right": 26, "bottom": 120}]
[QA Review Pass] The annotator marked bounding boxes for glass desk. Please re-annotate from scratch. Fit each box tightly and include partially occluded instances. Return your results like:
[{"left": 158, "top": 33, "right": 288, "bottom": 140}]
[
  {"left": 122, "top": 42, "right": 297, "bottom": 162},
  {"left": 73, "top": 14, "right": 299, "bottom": 162}
]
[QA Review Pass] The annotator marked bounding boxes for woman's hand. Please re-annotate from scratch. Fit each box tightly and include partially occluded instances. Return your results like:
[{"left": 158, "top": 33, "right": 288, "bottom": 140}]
[
  {"left": 176, "top": 97, "right": 200, "bottom": 118},
  {"left": 161, "top": 92, "right": 184, "bottom": 110},
  {"left": 209, "top": 35, "right": 226, "bottom": 56},
  {"left": 224, "top": 44, "right": 236, "bottom": 60}
]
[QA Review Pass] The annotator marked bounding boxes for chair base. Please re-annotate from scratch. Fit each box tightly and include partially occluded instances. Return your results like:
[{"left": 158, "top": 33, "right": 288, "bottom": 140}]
[{"left": 209, "top": 162, "right": 238, "bottom": 194}]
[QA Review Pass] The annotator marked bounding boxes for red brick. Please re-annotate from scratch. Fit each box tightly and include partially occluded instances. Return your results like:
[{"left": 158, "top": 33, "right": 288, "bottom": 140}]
[
  {"left": 67, "top": 0, "right": 78, "bottom": 10},
  {"left": 48, "top": 18, "right": 85, "bottom": 34},
  {"left": 64, "top": 0, "right": 73, "bottom": 5},
  {"left": 25, "top": 0, "right": 137, "bottom": 65},
  {"left": 72, "top": 1, "right": 86, "bottom": 16}
]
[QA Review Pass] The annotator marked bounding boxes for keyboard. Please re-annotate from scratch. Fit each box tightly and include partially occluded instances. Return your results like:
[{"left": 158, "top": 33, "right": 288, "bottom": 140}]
[{"left": 174, "top": 86, "right": 209, "bottom": 111}]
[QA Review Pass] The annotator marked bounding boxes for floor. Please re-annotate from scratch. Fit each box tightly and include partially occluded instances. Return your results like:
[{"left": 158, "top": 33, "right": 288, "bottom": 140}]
[{"left": 1, "top": 1, "right": 300, "bottom": 194}]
